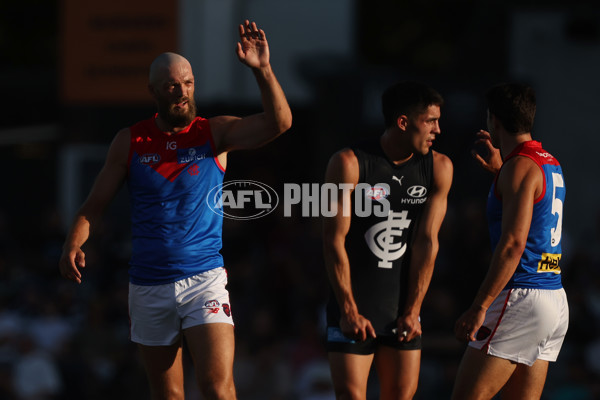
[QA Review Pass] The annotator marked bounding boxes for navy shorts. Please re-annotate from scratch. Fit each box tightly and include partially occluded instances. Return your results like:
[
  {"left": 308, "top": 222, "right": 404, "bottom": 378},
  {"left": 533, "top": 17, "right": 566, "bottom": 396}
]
[{"left": 326, "top": 327, "right": 422, "bottom": 355}]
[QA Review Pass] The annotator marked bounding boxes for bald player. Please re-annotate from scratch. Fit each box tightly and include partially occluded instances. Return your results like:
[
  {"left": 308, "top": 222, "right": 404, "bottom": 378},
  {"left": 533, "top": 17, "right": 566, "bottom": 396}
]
[{"left": 59, "top": 21, "right": 291, "bottom": 400}]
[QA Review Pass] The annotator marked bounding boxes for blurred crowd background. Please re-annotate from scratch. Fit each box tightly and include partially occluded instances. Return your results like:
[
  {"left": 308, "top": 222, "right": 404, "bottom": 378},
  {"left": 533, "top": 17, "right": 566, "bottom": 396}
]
[{"left": 1, "top": 0, "right": 600, "bottom": 399}]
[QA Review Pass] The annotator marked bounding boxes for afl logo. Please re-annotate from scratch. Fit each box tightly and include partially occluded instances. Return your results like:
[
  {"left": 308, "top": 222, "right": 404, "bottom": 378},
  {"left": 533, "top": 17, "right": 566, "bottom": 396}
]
[
  {"left": 366, "top": 186, "right": 389, "bottom": 201},
  {"left": 207, "top": 180, "right": 279, "bottom": 220},
  {"left": 138, "top": 153, "right": 160, "bottom": 165},
  {"left": 407, "top": 185, "right": 427, "bottom": 198}
]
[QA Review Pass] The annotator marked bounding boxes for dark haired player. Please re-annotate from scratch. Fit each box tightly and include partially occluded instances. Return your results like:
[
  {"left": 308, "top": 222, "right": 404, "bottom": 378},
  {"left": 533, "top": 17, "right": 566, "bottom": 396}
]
[
  {"left": 452, "top": 83, "right": 568, "bottom": 400},
  {"left": 323, "top": 81, "right": 453, "bottom": 399}
]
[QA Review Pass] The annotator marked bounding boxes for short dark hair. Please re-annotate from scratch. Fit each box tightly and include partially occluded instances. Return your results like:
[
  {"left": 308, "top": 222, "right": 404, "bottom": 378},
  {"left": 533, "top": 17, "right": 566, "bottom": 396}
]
[
  {"left": 486, "top": 83, "right": 536, "bottom": 134},
  {"left": 381, "top": 81, "right": 444, "bottom": 128}
]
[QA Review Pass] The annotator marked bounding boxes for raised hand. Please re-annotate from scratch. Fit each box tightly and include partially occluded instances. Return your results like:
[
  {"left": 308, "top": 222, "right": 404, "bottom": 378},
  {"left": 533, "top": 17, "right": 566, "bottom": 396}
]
[
  {"left": 236, "top": 20, "right": 270, "bottom": 69},
  {"left": 472, "top": 130, "right": 502, "bottom": 174}
]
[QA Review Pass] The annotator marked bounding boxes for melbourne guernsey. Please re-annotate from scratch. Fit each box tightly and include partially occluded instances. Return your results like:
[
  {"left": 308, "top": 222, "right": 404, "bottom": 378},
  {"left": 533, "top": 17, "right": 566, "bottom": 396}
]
[
  {"left": 127, "top": 115, "right": 225, "bottom": 285},
  {"left": 327, "top": 138, "right": 434, "bottom": 335},
  {"left": 487, "top": 140, "right": 565, "bottom": 290}
]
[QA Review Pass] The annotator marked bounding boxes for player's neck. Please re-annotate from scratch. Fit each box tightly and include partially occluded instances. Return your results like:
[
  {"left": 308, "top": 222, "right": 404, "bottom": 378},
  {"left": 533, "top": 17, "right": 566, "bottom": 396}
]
[
  {"left": 380, "top": 132, "right": 413, "bottom": 165},
  {"left": 500, "top": 132, "right": 532, "bottom": 160},
  {"left": 154, "top": 115, "right": 190, "bottom": 135}
]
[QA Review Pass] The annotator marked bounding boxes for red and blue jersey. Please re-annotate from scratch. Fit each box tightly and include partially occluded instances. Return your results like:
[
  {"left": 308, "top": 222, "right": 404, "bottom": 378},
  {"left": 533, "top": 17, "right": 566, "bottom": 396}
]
[
  {"left": 127, "top": 115, "right": 225, "bottom": 285},
  {"left": 487, "top": 141, "right": 565, "bottom": 290}
]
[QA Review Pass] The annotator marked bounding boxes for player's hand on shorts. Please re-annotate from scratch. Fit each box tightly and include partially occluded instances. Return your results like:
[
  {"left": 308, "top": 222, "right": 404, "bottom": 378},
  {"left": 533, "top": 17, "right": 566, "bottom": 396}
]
[
  {"left": 472, "top": 130, "right": 502, "bottom": 174},
  {"left": 59, "top": 247, "right": 86, "bottom": 284},
  {"left": 454, "top": 305, "right": 486, "bottom": 342},
  {"left": 396, "top": 314, "right": 422, "bottom": 342},
  {"left": 340, "top": 313, "right": 376, "bottom": 341}
]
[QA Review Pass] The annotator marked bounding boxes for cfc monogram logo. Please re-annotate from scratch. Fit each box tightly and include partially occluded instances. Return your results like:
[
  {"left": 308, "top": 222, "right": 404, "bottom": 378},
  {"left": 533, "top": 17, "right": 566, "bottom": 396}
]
[{"left": 364, "top": 210, "right": 412, "bottom": 269}]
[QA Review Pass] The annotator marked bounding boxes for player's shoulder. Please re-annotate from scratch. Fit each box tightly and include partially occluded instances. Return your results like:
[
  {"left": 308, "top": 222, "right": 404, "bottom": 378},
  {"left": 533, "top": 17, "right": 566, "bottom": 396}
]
[
  {"left": 497, "top": 155, "right": 542, "bottom": 192},
  {"left": 207, "top": 115, "right": 240, "bottom": 133},
  {"left": 430, "top": 150, "right": 453, "bottom": 191},
  {"left": 330, "top": 147, "right": 358, "bottom": 167},
  {"left": 112, "top": 127, "right": 132, "bottom": 146},
  {"left": 326, "top": 147, "right": 359, "bottom": 182},
  {"left": 431, "top": 150, "right": 453, "bottom": 171}
]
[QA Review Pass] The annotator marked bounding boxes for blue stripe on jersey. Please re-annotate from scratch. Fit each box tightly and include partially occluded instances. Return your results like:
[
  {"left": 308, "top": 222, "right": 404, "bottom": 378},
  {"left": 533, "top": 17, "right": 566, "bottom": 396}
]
[
  {"left": 127, "top": 116, "right": 225, "bottom": 285},
  {"left": 486, "top": 141, "right": 565, "bottom": 290}
]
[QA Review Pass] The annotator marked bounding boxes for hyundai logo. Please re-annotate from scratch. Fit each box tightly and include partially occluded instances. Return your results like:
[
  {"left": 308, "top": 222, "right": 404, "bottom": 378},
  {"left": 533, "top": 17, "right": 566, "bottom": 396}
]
[{"left": 407, "top": 185, "right": 427, "bottom": 198}]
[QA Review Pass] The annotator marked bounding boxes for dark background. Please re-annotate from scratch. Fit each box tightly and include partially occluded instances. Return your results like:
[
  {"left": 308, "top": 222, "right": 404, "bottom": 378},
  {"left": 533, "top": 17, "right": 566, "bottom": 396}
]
[{"left": 1, "top": 1, "right": 599, "bottom": 399}]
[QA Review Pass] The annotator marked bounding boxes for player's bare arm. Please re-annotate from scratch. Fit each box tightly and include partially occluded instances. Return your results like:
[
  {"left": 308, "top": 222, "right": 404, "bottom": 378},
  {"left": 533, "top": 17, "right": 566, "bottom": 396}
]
[
  {"left": 59, "top": 129, "right": 130, "bottom": 284},
  {"left": 397, "top": 151, "right": 453, "bottom": 342},
  {"left": 323, "top": 149, "right": 376, "bottom": 341},
  {"left": 210, "top": 20, "right": 292, "bottom": 160},
  {"left": 454, "top": 156, "right": 542, "bottom": 341}
]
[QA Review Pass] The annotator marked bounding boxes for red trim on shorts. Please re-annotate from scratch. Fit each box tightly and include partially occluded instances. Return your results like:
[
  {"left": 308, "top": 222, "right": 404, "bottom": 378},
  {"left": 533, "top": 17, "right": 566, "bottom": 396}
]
[{"left": 484, "top": 289, "right": 512, "bottom": 351}]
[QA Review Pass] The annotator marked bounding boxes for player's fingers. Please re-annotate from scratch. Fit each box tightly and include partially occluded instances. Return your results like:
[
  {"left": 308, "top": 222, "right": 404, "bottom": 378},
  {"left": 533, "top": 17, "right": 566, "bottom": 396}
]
[
  {"left": 482, "top": 140, "right": 497, "bottom": 153},
  {"left": 454, "top": 321, "right": 467, "bottom": 341},
  {"left": 471, "top": 150, "right": 487, "bottom": 166},
  {"left": 61, "top": 264, "right": 81, "bottom": 284},
  {"left": 476, "top": 129, "right": 491, "bottom": 139},
  {"left": 75, "top": 251, "right": 86, "bottom": 268},
  {"left": 245, "top": 20, "right": 258, "bottom": 40},
  {"left": 344, "top": 326, "right": 361, "bottom": 341},
  {"left": 70, "top": 273, "right": 82, "bottom": 284},
  {"left": 466, "top": 329, "right": 476, "bottom": 342},
  {"left": 235, "top": 42, "right": 245, "bottom": 59},
  {"left": 356, "top": 325, "right": 367, "bottom": 341},
  {"left": 366, "top": 322, "right": 376, "bottom": 339},
  {"left": 240, "top": 20, "right": 251, "bottom": 40},
  {"left": 398, "top": 329, "right": 408, "bottom": 342}
]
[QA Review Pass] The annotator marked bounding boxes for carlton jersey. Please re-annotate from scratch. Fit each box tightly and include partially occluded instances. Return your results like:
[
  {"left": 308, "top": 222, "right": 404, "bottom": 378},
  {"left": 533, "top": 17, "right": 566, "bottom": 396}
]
[
  {"left": 487, "top": 141, "right": 565, "bottom": 290},
  {"left": 327, "top": 138, "right": 433, "bottom": 335},
  {"left": 126, "top": 115, "right": 225, "bottom": 285}
]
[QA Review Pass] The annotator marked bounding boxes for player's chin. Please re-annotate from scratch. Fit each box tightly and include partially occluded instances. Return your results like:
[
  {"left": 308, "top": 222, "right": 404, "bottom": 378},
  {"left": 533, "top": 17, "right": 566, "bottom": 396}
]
[{"left": 418, "top": 146, "right": 432, "bottom": 155}]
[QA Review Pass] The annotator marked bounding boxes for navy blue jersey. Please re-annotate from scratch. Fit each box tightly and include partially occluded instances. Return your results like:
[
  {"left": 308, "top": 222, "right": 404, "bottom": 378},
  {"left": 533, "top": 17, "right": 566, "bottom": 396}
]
[{"left": 327, "top": 138, "right": 433, "bottom": 335}]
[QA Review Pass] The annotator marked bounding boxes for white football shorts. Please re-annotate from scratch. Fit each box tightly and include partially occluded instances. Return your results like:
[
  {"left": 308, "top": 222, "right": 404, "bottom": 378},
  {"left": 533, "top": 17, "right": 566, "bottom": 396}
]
[
  {"left": 128, "top": 267, "right": 234, "bottom": 346},
  {"left": 469, "top": 288, "right": 568, "bottom": 366}
]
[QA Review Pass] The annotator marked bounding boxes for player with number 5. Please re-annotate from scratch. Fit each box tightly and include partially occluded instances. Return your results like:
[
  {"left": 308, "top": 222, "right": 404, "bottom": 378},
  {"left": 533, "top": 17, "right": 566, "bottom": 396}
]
[{"left": 452, "top": 83, "right": 568, "bottom": 400}]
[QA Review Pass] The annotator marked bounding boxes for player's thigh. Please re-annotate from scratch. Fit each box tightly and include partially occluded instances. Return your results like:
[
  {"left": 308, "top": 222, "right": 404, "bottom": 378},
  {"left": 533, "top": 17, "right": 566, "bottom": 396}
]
[
  {"left": 501, "top": 359, "right": 549, "bottom": 400},
  {"left": 451, "top": 346, "right": 517, "bottom": 400},
  {"left": 184, "top": 323, "right": 235, "bottom": 381},
  {"left": 137, "top": 342, "right": 185, "bottom": 400},
  {"left": 374, "top": 347, "right": 420, "bottom": 400},
  {"left": 328, "top": 351, "right": 374, "bottom": 399}
]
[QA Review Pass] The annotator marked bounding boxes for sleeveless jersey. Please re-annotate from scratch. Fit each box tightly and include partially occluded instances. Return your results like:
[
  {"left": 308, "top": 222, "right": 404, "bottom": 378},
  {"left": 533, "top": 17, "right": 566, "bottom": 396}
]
[
  {"left": 487, "top": 141, "right": 565, "bottom": 290},
  {"left": 327, "top": 138, "right": 433, "bottom": 335},
  {"left": 127, "top": 115, "right": 225, "bottom": 285}
]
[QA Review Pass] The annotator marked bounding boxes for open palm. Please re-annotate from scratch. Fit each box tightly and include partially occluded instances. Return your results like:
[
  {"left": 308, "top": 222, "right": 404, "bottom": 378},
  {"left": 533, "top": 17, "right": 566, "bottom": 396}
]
[{"left": 236, "top": 20, "right": 270, "bottom": 69}]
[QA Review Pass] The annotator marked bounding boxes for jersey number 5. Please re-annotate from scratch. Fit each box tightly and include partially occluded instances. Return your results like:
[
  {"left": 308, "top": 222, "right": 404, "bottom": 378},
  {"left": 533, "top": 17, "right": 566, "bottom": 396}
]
[{"left": 550, "top": 172, "right": 564, "bottom": 247}]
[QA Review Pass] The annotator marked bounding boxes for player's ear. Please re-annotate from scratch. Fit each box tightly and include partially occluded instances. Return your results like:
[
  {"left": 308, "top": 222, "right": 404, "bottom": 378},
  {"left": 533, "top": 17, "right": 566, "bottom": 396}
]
[
  {"left": 148, "top": 84, "right": 157, "bottom": 99},
  {"left": 487, "top": 111, "right": 502, "bottom": 131},
  {"left": 397, "top": 115, "right": 409, "bottom": 132}
]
